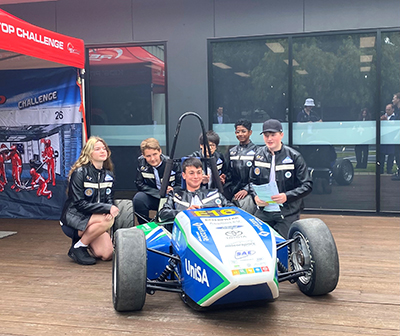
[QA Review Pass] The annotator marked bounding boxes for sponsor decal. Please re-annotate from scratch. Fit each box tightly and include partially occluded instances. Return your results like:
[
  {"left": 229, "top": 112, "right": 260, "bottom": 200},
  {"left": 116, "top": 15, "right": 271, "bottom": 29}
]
[
  {"left": 84, "top": 188, "right": 93, "bottom": 196},
  {"left": 215, "top": 225, "right": 243, "bottom": 230},
  {"left": 192, "top": 223, "right": 209, "bottom": 242},
  {"left": 254, "top": 167, "right": 260, "bottom": 175},
  {"left": 225, "top": 230, "right": 244, "bottom": 238},
  {"left": 285, "top": 171, "right": 292, "bottom": 178},
  {"left": 235, "top": 250, "right": 256, "bottom": 259},
  {"left": 259, "top": 231, "right": 270, "bottom": 237},
  {"left": 185, "top": 259, "right": 209, "bottom": 287},
  {"left": 231, "top": 265, "right": 270, "bottom": 276}
]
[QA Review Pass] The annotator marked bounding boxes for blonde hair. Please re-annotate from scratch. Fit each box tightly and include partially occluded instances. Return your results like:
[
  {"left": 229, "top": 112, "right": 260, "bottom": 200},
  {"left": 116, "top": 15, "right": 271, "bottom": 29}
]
[
  {"left": 68, "top": 136, "right": 114, "bottom": 179},
  {"left": 140, "top": 138, "right": 161, "bottom": 153}
]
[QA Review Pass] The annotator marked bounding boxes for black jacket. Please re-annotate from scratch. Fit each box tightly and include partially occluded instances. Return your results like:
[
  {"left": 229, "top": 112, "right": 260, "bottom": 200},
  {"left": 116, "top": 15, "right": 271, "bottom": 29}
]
[
  {"left": 190, "top": 150, "right": 230, "bottom": 189},
  {"left": 297, "top": 109, "right": 321, "bottom": 122},
  {"left": 60, "top": 163, "right": 114, "bottom": 230},
  {"left": 249, "top": 144, "right": 312, "bottom": 217},
  {"left": 228, "top": 141, "right": 258, "bottom": 195},
  {"left": 159, "top": 188, "right": 234, "bottom": 222},
  {"left": 135, "top": 154, "right": 180, "bottom": 199}
]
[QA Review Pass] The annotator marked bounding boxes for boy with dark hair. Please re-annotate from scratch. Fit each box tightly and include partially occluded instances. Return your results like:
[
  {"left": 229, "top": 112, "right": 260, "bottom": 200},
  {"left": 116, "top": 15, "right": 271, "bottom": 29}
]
[
  {"left": 190, "top": 130, "right": 230, "bottom": 190},
  {"left": 227, "top": 119, "right": 258, "bottom": 213},
  {"left": 133, "top": 138, "right": 180, "bottom": 224},
  {"left": 158, "top": 157, "right": 233, "bottom": 222}
]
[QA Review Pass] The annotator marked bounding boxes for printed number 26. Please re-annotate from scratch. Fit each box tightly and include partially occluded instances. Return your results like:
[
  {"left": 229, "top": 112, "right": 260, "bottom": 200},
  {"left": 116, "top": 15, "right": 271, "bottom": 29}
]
[{"left": 55, "top": 111, "right": 64, "bottom": 120}]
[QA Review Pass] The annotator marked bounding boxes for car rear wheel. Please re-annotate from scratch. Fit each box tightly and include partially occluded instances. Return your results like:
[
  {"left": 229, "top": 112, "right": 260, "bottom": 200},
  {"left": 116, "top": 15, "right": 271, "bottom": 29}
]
[
  {"left": 113, "top": 228, "right": 147, "bottom": 311},
  {"left": 288, "top": 218, "right": 339, "bottom": 296},
  {"left": 333, "top": 158, "right": 354, "bottom": 185}
]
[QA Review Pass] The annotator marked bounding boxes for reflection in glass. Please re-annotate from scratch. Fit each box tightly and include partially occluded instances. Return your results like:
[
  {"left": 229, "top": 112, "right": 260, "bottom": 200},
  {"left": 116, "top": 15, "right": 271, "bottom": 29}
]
[
  {"left": 380, "top": 31, "right": 400, "bottom": 212},
  {"left": 87, "top": 45, "right": 166, "bottom": 190},
  {"left": 291, "top": 33, "right": 378, "bottom": 211},
  {"left": 210, "top": 38, "right": 289, "bottom": 128}
]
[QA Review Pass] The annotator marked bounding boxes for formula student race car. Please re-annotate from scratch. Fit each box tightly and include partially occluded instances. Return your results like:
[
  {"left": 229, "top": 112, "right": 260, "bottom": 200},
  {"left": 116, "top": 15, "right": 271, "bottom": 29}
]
[
  {"left": 111, "top": 112, "right": 339, "bottom": 312},
  {"left": 112, "top": 207, "right": 339, "bottom": 311}
]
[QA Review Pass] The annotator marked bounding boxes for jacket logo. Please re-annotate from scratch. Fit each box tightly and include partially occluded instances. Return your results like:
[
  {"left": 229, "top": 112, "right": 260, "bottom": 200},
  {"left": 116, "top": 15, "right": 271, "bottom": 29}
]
[
  {"left": 282, "top": 156, "right": 293, "bottom": 164},
  {"left": 86, "top": 175, "right": 92, "bottom": 181},
  {"left": 104, "top": 174, "right": 113, "bottom": 181},
  {"left": 247, "top": 150, "right": 255, "bottom": 155},
  {"left": 85, "top": 188, "right": 93, "bottom": 196}
]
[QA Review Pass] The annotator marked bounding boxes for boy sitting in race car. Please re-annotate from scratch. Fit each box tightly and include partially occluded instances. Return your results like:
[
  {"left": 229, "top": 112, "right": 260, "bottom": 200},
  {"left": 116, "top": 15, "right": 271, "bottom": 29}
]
[{"left": 158, "top": 157, "right": 233, "bottom": 222}]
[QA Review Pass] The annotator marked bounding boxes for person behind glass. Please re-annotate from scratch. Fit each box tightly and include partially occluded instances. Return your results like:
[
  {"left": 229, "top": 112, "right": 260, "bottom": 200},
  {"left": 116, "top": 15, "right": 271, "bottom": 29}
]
[
  {"left": 213, "top": 106, "right": 231, "bottom": 124},
  {"left": 227, "top": 119, "right": 258, "bottom": 214},
  {"left": 380, "top": 104, "right": 397, "bottom": 174},
  {"left": 133, "top": 138, "right": 179, "bottom": 224},
  {"left": 297, "top": 98, "right": 322, "bottom": 122},
  {"left": 159, "top": 157, "right": 234, "bottom": 223},
  {"left": 249, "top": 119, "right": 312, "bottom": 238},
  {"left": 190, "top": 130, "right": 230, "bottom": 193},
  {"left": 60, "top": 136, "right": 119, "bottom": 265},
  {"left": 355, "top": 108, "right": 371, "bottom": 169},
  {"left": 391, "top": 93, "right": 400, "bottom": 180}
]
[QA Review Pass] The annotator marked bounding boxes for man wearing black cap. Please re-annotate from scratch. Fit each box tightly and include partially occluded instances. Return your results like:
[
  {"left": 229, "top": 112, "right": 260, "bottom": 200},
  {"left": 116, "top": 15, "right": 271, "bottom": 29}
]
[{"left": 249, "top": 119, "right": 312, "bottom": 238}]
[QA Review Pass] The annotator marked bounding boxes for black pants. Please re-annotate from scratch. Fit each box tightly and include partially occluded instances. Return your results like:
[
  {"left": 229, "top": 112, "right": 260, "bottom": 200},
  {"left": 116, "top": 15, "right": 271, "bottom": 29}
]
[
  {"left": 254, "top": 209, "right": 299, "bottom": 239},
  {"left": 133, "top": 192, "right": 160, "bottom": 224}
]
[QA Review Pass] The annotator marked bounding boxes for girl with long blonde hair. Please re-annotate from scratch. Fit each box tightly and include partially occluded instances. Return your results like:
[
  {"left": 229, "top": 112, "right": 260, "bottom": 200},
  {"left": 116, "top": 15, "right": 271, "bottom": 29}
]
[{"left": 61, "top": 136, "right": 119, "bottom": 265}]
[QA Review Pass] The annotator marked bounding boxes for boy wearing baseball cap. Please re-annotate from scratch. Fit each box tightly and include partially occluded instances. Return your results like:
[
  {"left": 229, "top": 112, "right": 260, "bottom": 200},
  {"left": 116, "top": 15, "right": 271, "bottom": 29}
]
[{"left": 249, "top": 119, "right": 312, "bottom": 238}]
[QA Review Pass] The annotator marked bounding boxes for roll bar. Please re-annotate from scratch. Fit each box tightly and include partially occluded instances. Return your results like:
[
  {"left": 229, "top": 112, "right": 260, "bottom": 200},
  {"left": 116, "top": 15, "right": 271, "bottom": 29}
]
[{"left": 159, "top": 112, "right": 224, "bottom": 197}]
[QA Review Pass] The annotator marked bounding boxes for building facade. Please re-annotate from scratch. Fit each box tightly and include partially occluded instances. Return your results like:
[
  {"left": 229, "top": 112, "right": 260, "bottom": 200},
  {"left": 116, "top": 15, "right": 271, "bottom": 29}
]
[{"left": 1, "top": 0, "right": 399, "bottom": 213}]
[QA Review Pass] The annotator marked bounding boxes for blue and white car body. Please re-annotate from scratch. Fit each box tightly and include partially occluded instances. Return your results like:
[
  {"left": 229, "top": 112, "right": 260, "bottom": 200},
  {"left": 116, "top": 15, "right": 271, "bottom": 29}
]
[{"left": 140, "top": 207, "right": 288, "bottom": 309}]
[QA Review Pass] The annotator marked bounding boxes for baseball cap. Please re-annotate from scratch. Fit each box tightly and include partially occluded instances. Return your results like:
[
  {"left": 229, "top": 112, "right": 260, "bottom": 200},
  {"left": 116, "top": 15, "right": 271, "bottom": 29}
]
[
  {"left": 304, "top": 98, "right": 315, "bottom": 107},
  {"left": 260, "top": 119, "right": 283, "bottom": 134}
]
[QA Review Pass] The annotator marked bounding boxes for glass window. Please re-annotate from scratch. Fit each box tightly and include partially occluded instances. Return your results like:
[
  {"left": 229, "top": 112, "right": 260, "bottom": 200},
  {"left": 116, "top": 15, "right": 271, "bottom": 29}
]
[
  {"left": 87, "top": 45, "right": 166, "bottom": 190},
  {"left": 380, "top": 31, "right": 400, "bottom": 212},
  {"left": 292, "top": 33, "right": 377, "bottom": 211},
  {"left": 210, "top": 38, "right": 289, "bottom": 152}
]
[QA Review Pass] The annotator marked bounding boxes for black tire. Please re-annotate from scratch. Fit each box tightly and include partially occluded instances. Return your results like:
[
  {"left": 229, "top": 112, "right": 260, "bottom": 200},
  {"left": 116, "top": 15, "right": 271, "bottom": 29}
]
[
  {"left": 114, "top": 199, "right": 135, "bottom": 230},
  {"left": 333, "top": 158, "right": 354, "bottom": 185},
  {"left": 288, "top": 218, "right": 339, "bottom": 296},
  {"left": 113, "top": 228, "right": 147, "bottom": 312},
  {"left": 321, "top": 178, "right": 332, "bottom": 194}
]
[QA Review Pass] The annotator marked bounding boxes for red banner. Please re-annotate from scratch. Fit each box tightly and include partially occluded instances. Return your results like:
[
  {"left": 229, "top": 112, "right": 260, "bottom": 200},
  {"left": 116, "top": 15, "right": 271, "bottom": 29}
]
[{"left": 0, "top": 9, "right": 84, "bottom": 69}]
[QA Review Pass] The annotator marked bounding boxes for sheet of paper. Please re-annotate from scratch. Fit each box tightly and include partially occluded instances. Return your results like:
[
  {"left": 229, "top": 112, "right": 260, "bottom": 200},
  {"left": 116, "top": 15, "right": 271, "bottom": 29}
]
[{"left": 252, "top": 181, "right": 281, "bottom": 212}]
